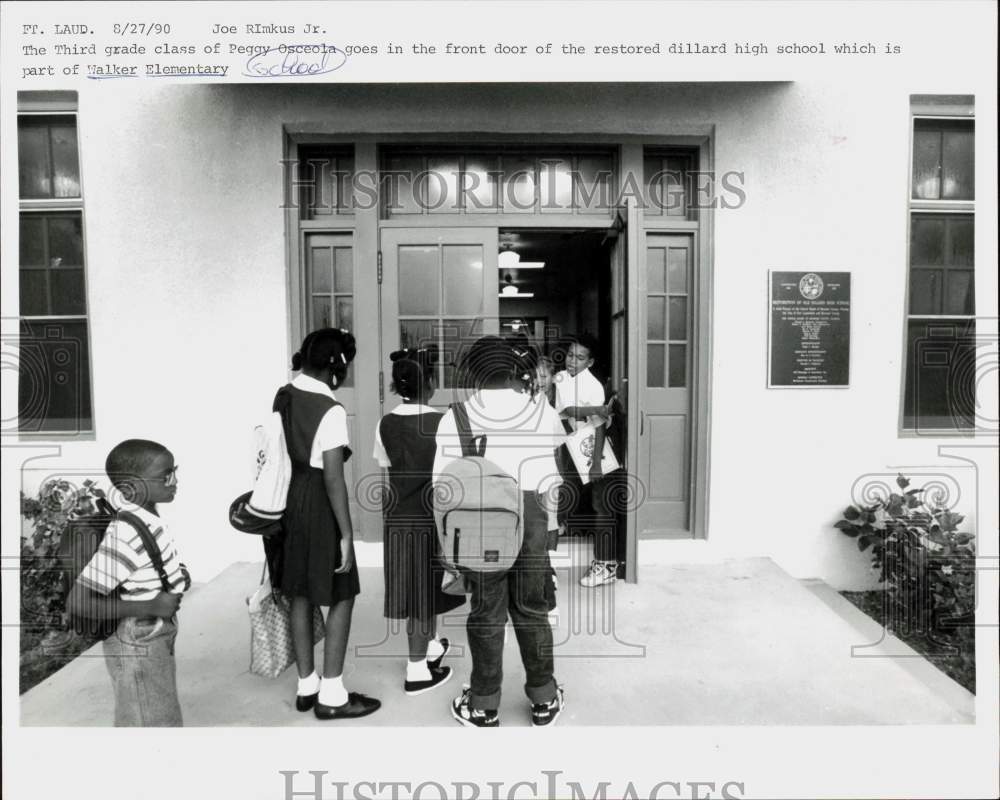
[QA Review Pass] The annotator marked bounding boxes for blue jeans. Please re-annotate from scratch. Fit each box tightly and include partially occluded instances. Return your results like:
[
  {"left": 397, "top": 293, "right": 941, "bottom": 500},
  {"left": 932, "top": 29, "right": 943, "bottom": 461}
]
[
  {"left": 102, "top": 615, "right": 183, "bottom": 727},
  {"left": 463, "top": 492, "right": 558, "bottom": 710}
]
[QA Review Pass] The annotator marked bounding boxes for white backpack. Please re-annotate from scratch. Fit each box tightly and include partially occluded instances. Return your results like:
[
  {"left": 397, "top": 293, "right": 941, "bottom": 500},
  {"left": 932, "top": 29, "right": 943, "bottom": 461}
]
[{"left": 250, "top": 411, "right": 292, "bottom": 515}]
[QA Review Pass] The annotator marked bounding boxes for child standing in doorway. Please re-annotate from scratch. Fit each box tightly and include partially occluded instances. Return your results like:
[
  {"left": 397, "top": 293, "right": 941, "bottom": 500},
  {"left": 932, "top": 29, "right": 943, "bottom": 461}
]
[{"left": 373, "top": 347, "right": 465, "bottom": 695}]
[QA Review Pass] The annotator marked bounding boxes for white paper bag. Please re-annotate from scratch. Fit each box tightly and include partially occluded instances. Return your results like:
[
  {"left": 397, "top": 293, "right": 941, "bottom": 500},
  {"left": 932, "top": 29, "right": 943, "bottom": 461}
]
[{"left": 564, "top": 422, "right": 620, "bottom": 485}]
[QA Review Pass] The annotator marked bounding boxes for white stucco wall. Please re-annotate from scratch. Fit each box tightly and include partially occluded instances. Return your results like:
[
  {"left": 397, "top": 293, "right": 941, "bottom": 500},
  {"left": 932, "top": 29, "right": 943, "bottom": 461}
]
[{"left": 11, "top": 81, "right": 996, "bottom": 589}]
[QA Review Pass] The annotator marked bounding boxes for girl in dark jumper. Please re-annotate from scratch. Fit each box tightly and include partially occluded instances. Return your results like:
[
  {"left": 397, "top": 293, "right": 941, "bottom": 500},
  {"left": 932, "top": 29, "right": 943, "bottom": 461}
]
[
  {"left": 275, "top": 328, "right": 380, "bottom": 720},
  {"left": 373, "top": 347, "right": 465, "bottom": 695}
]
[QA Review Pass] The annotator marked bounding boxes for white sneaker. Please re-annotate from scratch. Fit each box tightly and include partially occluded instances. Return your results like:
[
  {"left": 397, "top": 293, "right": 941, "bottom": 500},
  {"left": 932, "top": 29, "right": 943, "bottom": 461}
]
[{"left": 579, "top": 560, "right": 617, "bottom": 588}]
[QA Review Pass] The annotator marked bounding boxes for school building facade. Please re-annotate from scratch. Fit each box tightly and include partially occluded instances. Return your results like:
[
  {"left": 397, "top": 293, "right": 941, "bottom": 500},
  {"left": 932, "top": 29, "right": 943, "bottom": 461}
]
[{"left": 10, "top": 81, "right": 996, "bottom": 588}]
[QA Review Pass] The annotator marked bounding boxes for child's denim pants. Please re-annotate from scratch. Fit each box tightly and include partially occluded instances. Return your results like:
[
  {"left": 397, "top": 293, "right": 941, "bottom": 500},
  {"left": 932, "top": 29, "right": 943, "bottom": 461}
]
[{"left": 102, "top": 615, "right": 182, "bottom": 726}]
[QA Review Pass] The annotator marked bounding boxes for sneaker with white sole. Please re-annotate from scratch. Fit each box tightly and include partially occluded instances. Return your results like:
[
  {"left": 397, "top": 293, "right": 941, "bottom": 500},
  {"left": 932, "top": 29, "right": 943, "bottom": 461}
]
[
  {"left": 451, "top": 687, "right": 500, "bottom": 727},
  {"left": 531, "top": 686, "right": 565, "bottom": 727},
  {"left": 404, "top": 665, "right": 452, "bottom": 696},
  {"left": 579, "top": 560, "right": 617, "bottom": 588}
]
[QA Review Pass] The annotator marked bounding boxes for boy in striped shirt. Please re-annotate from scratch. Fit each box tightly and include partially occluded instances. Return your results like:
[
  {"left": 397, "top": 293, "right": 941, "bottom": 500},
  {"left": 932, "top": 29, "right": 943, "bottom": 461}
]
[{"left": 67, "top": 439, "right": 191, "bottom": 726}]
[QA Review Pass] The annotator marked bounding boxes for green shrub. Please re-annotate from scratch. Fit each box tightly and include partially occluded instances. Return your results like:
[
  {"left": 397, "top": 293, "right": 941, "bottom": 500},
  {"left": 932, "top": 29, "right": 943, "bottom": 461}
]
[{"left": 835, "top": 474, "right": 976, "bottom": 673}]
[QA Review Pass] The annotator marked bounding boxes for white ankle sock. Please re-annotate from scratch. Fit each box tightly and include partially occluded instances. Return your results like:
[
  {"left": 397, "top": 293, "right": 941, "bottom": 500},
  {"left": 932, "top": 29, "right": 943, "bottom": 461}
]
[
  {"left": 297, "top": 671, "right": 320, "bottom": 696},
  {"left": 406, "top": 659, "right": 431, "bottom": 682},
  {"left": 425, "top": 638, "right": 445, "bottom": 661},
  {"left": 318, "top": 675, "right": 348, "bottom": 707}
]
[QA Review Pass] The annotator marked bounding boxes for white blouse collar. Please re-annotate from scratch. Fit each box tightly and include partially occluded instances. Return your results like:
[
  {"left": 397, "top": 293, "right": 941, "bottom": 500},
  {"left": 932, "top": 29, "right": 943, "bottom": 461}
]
[{"left": 292, "top": 373, "right": 337, "bottom": 401}]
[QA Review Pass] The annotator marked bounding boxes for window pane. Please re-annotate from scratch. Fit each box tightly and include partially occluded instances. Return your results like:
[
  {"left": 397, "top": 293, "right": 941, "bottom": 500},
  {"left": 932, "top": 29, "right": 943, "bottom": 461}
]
[
  {"left": 539, "top": 158, "right": 572, "bottom": 214},
  {"left": 646, "top": 344, "right": 665, "bottom": 387},
  {"left": 647, "top": 247, "right": 666, "bottom": 293},
  {"left": 426, "top": 156, "right": 460, "bottom": 214},
  {"left": 20, "top": 215, "right": 45, "bottom": 266},
  {"left": 903, "top": 319, "right": 977, "bottom": 429},
  {"left": 51, "top": 269, "right": 86, "bottom": 315},
  {"left": 310, "top": 246, "right": 333, "bottom": 292},
  {"left": 910, "top": 217, "right": 945, "bottom": 266},
  {"left": 442, "top": 245, "right": 484, "bottom": 315},
  {"left": 502, "top": 156, "right": 535, "bottom": 213},
  {"left": 47, "top": 215, "right": 84, "bottom": 266},
  {"left": 463, "top": 155, "right": 498, "bottom": 212},
  {"left": 49, "top": 122, "right": 81, "bottom": 198},
  {"left": 386, "top": 155, "right": 422, "bottom": 215},
  {"left": 442, "top": 319, "right": 478, "bottom": 387},
  {"left": 334, "top": 247, "right": 353, "bottom": 293},
  {"left": 946, "top": 271, "right": 974, "bottom": 316},
  {"left": 668, "top": 344, "right": 687, "bottom": 387},
  {"left": 949, "top": 218, "right": 974, "bottom": 266},
  {"left": 399, "top": 319, "right": 435, "bottom": 351},
  {"left": 311, "top": 296, "right": 332, "bottom": 328},
  {"left": 397, "top": 245, "right": 439, "bottom": 314},
  {"left": 941, "top": 128, "right": 974, "bottom": 200},
  {"left": 663, "top": 156, "right": 689, "bottom": 217},
  {"left": 18, "top": 319, "right": 93, "bottom": 433},
  {"left": 668, "top": 297, "right": 687, "bottom": 341},
  {"left": 575, "top": 155, "right": 613, "bottom": 213},
  {"left": 335, "top": 297, "right": 354, "bottom": 332},
  {"left": 19, "top": 270, "right": 48, "bottom": 316},
  {"left": 909, "top": 270, "right": 942, "bottom": 314},
  {"left": 18, "top": 120, "right": 51, "bottom": 198},
  {"left": 667, "top": 247, "right": 688, "bottom": 293},
  {"left": 647, "top": 296, "right": 666, "bottom": 340},
  {"left": 337, "top": 155, "right": 355, "bottom": 212},
  {"left": 911, "top": 129, "right": 941, "bottom": 199}
]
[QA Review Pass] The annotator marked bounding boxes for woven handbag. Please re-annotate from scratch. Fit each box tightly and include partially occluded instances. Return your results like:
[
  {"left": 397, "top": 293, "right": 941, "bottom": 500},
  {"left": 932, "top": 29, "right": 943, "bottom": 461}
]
[{"left": 247, "top": 566, "right": 326, "bottom": 679}]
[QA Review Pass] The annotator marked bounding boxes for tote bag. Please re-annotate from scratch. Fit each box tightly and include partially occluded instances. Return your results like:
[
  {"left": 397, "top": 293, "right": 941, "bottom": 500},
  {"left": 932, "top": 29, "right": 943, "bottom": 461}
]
[
  {"left": 247, "top": 568, "right": 326, "bottom": 679},
  {"left": 564, "top": 422, "right": 620, "bottom": 485}
]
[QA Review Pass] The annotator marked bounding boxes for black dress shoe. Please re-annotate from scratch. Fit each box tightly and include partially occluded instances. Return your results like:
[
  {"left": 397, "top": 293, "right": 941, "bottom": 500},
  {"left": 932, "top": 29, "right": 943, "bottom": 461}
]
[
  {"left": 295, "top": 692, "right": 318, "bottom": 712},
  {"left": 314, "top": 692, "right": 381, "bottom": 720},
  {"left": 427, "top": 638, "right": 450, "bottom": 671},
  {"left": 405, "top": 665, "right": 452, "bottom": 696}
]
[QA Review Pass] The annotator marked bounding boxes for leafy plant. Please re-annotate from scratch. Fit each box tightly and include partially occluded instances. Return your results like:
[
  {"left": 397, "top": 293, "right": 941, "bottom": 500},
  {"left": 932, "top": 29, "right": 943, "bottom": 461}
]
[{"left": 835, "top": 474, "right": 976, "bottom": 679}]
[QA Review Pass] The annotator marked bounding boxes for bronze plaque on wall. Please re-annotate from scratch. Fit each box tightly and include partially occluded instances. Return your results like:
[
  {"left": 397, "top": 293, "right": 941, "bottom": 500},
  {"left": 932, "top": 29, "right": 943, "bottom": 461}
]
[{"left": 768, "top": 271, "right": 851, "bottom": 387}]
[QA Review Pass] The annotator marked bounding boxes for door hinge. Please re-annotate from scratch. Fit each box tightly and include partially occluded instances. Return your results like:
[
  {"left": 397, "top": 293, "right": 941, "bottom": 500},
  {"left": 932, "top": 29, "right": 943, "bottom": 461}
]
[
  {"left": 378, "top": 370, "right": 385, "bottom": 405},
  {"left": 377, "top": 250, "right": 383, "bottom": 284}
]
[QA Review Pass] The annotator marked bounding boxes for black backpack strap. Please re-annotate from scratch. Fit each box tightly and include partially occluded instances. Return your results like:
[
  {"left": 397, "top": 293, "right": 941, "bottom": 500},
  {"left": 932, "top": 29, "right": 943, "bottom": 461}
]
[
  {"left": 116, "top": 511, "right": 173, "bottom": 593},
  {"left": 451, "top": 402, "right": 486, "bottom": 457}
]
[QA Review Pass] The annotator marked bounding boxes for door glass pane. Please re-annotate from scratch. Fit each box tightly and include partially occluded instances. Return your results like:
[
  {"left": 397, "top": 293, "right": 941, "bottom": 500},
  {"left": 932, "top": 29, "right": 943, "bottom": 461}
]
[
  {"left": 941, "top": 128, "right": 974, "bottom": 200},
  {"left": 910, "top": 217, "right": 945, "bottom": 265},
  {"left": 19, "top": 270, "right": 48, "bottom": 316},
  {"left": 399, "top": 319, "right": 435, "bottom": 351},
  {"left": 50, "top": 122, "right": 81, "bottom": 198},
  {"left": 667, "top": 247, "right": 688, "bottom": 292},
  {"left": 386, "top": 155, "right": 422, "bottom": 215},
  {"left": 909, "top": 270, "right": 942, "bottom": 314},
  {"left": 647, "top": 247, "right": 666, "bottom": 293},
  {"left": 334, "top": 247, "right": 353, "bottom": 292},
  {"left": 502, "top": 156, "right": 535, "bottom": 213},
  {"left": 426, "top": 156, "right": 460, "bottom": 213},
  {"left": 310, "top": 247, "right": 332, "bottom": 292},
  {"left": 948, "top": 218, "right": 974, "bottom": 266},
  {"left": 312, "top": 296, "right": 332, "bottom": 328},
  {"left": 463, "top": 155, "right": 498, "bottom": 212},
  {"left": 47, "top": 215, "right": 84, "bottom": 266},
  {"left": 646, "top": 344, "right": 665, "bottom": 387},
  {"left": 946, "top": 271, "right": 974, "bottom": 315},
  {"left": 442, "top": 245, "right": 484, "bottom": 315},
  {"left": 398, "top": 245, "right": 439, "bottom": 314},
  {"left": 575, "top": 155, "right": 612, "bottom": 213},
  {"left": 51, "top": 269, "right": 86, "bottom": 315},
  {"left": 20, "top": 215, "right": 45, "bottom": 265},
  {"left": 668, "top": 344, "right": 687, "bottom": 387},
  {"left": 539, "top": 158, "right": 572, "bottom": 213},
  {"left": 647, "top": 297, "right": 666, "bottom": 340},
  {"left": 911, "top": 129, "right": 941, "bottom": 199},
  {"left": 668, "top": 298, "right": 687, "bottom": 341},
  {"left": 442, "top": 319, "right": 478, "bottom": 387},
  {"left": 335, "top": 297, "right": 354, "bottom": 332},
  {"left": 18, "top": 121, "right": 51, "bottom": 198}
]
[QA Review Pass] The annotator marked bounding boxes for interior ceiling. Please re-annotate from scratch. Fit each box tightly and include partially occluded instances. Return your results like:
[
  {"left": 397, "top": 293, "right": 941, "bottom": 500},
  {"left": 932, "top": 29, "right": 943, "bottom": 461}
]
[{"left": 498, "top": 228, "right": 607, "bottom": 290}]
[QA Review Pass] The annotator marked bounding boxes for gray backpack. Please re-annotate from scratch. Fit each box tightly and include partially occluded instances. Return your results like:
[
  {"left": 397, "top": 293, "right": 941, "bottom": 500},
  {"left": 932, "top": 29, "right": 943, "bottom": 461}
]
[{"left": 435, "top": 402, "right": 522, "bottom": 573}]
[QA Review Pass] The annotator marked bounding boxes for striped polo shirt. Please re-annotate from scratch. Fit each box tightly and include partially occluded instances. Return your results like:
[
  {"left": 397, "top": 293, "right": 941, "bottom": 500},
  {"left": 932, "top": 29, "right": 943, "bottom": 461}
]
[{"left": 78, "top": 504, "right": 191, "bottom": 601}]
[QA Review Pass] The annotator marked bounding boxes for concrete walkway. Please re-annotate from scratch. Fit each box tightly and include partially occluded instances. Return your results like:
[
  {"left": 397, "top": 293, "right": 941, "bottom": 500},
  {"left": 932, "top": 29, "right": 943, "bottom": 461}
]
[{"left": 20, "top": 555, "right": 973, "bottom": 726}]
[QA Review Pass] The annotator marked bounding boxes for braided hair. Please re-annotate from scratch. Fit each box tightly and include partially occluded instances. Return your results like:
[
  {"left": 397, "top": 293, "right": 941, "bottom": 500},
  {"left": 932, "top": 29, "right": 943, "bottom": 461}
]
[
  {"left": 292, "top": 328, "right": 357, "bottom": 386},
  {"left": 389, "top": 345, "right": 438, "bottom": 402}
]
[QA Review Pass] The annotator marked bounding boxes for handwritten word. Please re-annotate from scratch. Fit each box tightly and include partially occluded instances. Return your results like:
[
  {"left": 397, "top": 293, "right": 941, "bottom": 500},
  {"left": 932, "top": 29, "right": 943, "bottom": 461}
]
[{"left": 243, "top": 44, "right": 346, "bottom": 78}]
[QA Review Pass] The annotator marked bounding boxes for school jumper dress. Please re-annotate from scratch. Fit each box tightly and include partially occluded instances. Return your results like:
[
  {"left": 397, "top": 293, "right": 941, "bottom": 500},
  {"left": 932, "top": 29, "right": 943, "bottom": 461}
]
[
  {"left": 378, "top": 410, "right": 465, "bottom": 620},
  {"left": 272, "top": 382, "right": 361, "bottom": 605}
]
